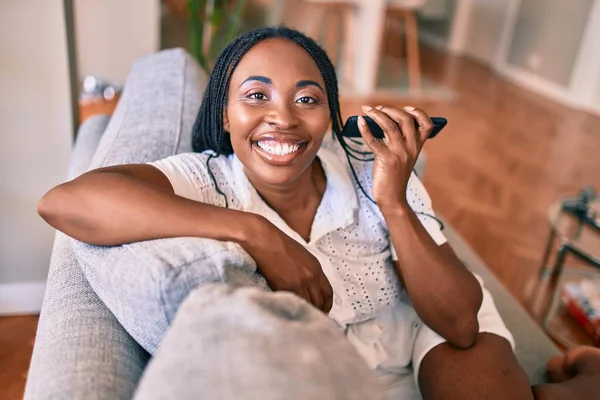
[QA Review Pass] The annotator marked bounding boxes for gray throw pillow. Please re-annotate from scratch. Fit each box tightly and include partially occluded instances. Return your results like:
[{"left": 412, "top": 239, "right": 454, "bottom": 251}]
[{"left": 73, "top": 237, "right": 270, "bottom": 354}]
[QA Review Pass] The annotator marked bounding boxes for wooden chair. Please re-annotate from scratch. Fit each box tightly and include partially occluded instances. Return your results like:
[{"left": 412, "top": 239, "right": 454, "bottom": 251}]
[
  {"left": 386, "top": 0, "right": 428, "bottom": 92},
  {"left": 297, "top": 0, "right": 359, "bottom": 91},
  {"left": 292, "top": 0, "right": 427, "bottom": 94}
]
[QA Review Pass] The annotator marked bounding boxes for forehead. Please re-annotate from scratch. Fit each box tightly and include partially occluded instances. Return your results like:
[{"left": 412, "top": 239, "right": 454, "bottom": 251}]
[{"left": 230, "top": 38, "right": 325, "bottom": 86}]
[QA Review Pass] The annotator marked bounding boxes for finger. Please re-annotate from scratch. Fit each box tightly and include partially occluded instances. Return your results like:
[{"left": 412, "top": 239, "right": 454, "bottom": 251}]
[
  {"left": 297, "top": 287, "right": 313, "bottom": 306},
  {"left": 564, "top": 346, "right": 600, "bottom": 375},
  {"left": 374, "top": 105, "right": 418, "bottom": 155},
  {"left": 362, "top": 105, "right": 404, "bottom": 150},
  {"left": 356, "top": 115, "right": 387, "bottom": 156},
  {"left": 318, "top": 273, "right": 333, "bottom": 313},
  {"left": 306, "top": 283, "right": 325, "bottom": 311},
  {"left": 546, "top": 354, "right": 572, "bottom": 383},
  {"left": 403, "top": 106, "right": 433, "bottom": 147}
]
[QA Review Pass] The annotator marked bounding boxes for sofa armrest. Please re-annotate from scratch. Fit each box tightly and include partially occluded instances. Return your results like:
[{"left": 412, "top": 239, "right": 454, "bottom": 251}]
[
  {"left": 24, "top": 233, "right": 150, "bottom": 400},
  {"left": 25, "top": 100, "right": 150, "bottom": 400}
]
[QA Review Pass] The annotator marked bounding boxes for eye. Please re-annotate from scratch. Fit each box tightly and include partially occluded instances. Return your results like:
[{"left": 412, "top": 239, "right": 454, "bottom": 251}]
[
  {"left": 248, "top": 92, "right": 267, "bottom": 100},
  {"left": 297, "top": 96, "right": 316, "bottom": 104}
]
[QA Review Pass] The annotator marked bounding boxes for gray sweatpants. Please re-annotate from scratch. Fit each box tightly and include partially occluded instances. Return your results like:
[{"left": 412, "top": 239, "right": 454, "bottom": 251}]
[{"left": 134, "top": 284, "right": 387, "bottom": 400}]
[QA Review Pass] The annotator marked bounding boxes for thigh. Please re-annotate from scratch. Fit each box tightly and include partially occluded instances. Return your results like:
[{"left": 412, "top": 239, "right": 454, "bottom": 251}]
[{"left": 419, "top": 333, "right": 533, "bottom": 400}]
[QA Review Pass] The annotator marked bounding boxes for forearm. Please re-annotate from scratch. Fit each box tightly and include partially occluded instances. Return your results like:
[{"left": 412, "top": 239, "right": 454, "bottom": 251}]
[
  {"left": 38, "top": 171, "right": 259, "bottom": 246},
  {"left": 382, "top": 204, "right": 483, "bottom": 348}
]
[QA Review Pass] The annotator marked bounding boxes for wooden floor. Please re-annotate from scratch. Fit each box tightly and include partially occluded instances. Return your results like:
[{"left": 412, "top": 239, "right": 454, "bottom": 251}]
[
  {"left": 2, "top": 45, "right": 600, "bottom": 399},
  {"left": 0, "top": 315, "right": 39, "bottom": 399}
]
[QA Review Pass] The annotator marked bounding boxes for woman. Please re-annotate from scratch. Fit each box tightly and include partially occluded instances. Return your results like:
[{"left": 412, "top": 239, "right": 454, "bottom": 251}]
[{"left": 40, "top": 26, "right": 544, "bottom": 399}]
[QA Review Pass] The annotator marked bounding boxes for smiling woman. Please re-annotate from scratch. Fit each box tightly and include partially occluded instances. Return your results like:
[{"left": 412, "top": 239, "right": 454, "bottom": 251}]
[
  {"left": 36, "top": 25, "right": 544, "bottom": 400},
  {"left": 224, "top": 40, "right": 332, "bottom": 188}
]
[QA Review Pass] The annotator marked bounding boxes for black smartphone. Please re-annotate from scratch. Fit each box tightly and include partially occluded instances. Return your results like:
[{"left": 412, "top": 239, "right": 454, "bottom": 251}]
[{"left": 340, "top": 116, "right": 447, "bottom": 139}]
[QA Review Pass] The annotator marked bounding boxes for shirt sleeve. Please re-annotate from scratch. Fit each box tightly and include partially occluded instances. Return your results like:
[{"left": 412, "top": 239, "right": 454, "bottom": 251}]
[
  {"left": 147, "top": 152, "right": 224, "bottom": 206},
  {"left": 390, "top": 172, "right": 447, "bottom": 261}
]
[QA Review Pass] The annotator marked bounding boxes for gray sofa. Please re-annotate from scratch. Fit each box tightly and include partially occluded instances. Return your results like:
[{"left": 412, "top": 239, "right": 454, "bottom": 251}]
[{"left": 24, "top": 48, "right": 559, "bottom": 400}]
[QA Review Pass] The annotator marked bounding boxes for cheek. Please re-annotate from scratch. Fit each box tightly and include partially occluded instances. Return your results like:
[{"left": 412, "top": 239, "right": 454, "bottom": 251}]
[
  {"left": 228, "top": 104, "right": 262, "bottom": 132},
  {"left": 306, "top": 108, "right": 333, "bottom": 137}
]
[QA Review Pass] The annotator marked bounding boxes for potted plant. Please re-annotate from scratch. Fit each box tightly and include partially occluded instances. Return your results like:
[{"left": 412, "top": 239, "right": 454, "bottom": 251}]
[{"left": 185, "top": 0, "right": 248, "bottom": 70}]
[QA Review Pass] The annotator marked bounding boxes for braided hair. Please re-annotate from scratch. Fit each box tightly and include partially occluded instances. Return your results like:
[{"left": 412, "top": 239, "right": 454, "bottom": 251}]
[{"left": 191, "top": 25, "right": 343, "bottom": 155}]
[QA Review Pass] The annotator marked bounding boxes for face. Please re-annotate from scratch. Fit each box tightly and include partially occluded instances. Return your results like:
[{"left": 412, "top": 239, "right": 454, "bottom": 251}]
[{"left": 223, "top": 38, "right": 331, "bottom": 187}]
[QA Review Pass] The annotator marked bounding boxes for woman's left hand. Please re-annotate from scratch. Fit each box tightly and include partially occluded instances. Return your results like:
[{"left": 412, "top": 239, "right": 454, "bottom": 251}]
[{"left": 357, "top": 105, "right": 434, "bottom": 211}]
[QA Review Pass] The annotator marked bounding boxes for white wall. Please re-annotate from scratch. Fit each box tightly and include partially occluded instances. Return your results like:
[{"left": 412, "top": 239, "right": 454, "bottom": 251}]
[
  {"left": 462, "top": 0, "right": 511, "bottom": 64},
  {"left": 507, "top": 0, "right": 594, "bottom": 87},
  {"left": 0, "top": 1, "right": 73, "bottom": 300},
  {"left": 75, "top": 0, "right": 160, "bottom": 84},
  {"left": 418, "top": 0, "right": 456, "bottom": 49}
]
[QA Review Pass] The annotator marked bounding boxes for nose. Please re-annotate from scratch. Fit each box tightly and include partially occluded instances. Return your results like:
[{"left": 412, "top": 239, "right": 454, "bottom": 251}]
[{"left": 264, "top": 102, "right": 301, "bottom": 131}]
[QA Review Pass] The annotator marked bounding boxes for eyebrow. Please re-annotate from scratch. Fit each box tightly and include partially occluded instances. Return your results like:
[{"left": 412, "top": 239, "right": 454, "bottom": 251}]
[
  {"left": 239, "top": 76, "right": 271, "bottom": 87},
  {"left": 296, "top": 80, "right": 324, "bottom": 92},
  {"left": 239, "top": 76, "right": 324, "bottom": 92}
]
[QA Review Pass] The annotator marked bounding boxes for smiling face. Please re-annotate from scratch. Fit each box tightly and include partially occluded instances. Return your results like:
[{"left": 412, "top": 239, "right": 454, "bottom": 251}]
[{"left": 223, "top": 38, "right": 331, "bottom": 187}]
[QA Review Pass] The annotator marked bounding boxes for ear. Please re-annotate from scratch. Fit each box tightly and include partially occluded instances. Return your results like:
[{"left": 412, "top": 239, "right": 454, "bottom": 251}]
[{"left": 223, "top": 107, "right": 230, "bottom": 132}]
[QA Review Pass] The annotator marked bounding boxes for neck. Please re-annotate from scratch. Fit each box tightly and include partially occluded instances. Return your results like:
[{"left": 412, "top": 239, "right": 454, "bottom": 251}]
[{"left": 248, "top": 159, "right": 326, "bottom": 215}]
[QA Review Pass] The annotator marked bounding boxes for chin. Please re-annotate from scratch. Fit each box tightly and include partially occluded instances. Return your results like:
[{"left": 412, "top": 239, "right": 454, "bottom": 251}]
[{"left": 252, "top": 162, "right": 308, "bottom": 187}]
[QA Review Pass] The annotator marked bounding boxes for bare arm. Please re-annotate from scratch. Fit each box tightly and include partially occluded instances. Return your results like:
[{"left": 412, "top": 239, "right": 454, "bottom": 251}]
[
  {"left": 37, "top": 164, "right": 257, "bottom": 246},
  {"left": 357, "top": 104, "right": 483, "bottom": 349},
  {"left": 38, "top": 163, "right": 334, "bottom": 312},
  {"left": 384, "top": 205, "right": 483, "bottom": 349}
]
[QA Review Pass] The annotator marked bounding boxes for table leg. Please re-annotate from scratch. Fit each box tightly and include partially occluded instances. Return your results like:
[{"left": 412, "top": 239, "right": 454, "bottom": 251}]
[
  {"left": 353, "top": 0, "right": 386, "bottom": 95},
  {"left": 538, "top": 229, "right": 556, "bottom": 279},
  {"left": 341, "top": 5, "right": 357, "bottom": 91},
  {"left": 550, "top": 243, "right": 569, "bottom": 285},
  {"left": 542, "top": 244, "right": 570, "bottom": 328}
]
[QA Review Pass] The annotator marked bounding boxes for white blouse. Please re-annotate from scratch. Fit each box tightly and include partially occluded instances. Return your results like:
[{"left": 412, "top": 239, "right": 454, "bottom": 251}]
[{"left": 149, "top": 135, "right": 446, "bottom": 327}]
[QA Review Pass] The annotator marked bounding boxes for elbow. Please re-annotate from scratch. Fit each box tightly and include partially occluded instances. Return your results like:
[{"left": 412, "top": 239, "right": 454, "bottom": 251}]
[
  {"left": 38, "top": 183, "right": 80, "bottom": 232},
  {"left": 451, "top": 280, "right": 484, "bottom": 349},
  {"left": 38, "top": 186, "right": 64, "bottom": 225},
  {"left": 448, "top": 317, "right": 479, "bottom": 349},
  {"left": 448, "top": 317, "right": 480, "bottom": 349}
]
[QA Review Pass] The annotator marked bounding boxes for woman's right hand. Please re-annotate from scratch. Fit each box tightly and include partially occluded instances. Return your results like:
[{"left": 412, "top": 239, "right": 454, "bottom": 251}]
[{"left": 241, "top": 216, "right": 333, "bottom": 313}]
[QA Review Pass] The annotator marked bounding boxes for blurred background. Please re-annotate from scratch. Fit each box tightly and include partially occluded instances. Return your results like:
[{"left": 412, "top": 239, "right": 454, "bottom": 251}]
[{"left": 1, "top": 0, "right": 600, "bottom": 398}]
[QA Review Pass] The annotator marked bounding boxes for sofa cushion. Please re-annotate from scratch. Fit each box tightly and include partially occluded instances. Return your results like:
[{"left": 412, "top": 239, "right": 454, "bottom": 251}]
[{"left": 73, "top": 238, "right": 269, "bottom": 354}]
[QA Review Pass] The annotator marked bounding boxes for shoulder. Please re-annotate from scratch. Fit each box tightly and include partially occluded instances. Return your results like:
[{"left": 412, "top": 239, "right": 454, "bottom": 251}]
[
  {"left": 149, "top": 151, "right": 236, "bottom": 181},
  {"left": 320, "top": 134, "right": 374, "bottom": 181},
  {"left": 150, "top": 151, "right": 231, "bottom": 171},
  {"left": 148, "top": 152, "right": 235, "bottom": 204}
]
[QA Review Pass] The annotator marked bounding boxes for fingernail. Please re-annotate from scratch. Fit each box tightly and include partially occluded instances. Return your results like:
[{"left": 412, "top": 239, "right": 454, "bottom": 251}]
[
  {"left": 404, "top": 106, "right": 415, "bottom": 111},
  {"left": 375, "top": 105, "right": 383, "bottom": 110},
  {"left": 361, "top": 105, "right": 373, "bottom": 112},
  {"left": 357, "top": 115, "right": 366, "bottom": 126}
]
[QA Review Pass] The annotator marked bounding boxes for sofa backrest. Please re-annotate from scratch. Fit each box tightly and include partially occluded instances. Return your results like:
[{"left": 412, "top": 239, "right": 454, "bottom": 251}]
[{"left": 89, "top": 48, "right": 207, "bottom": 169}]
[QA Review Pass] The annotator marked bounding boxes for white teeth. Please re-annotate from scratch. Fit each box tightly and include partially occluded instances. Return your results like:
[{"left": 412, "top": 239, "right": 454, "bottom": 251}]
[{"left": 256, "top": 141, "right": 301, "bottom": 156}]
